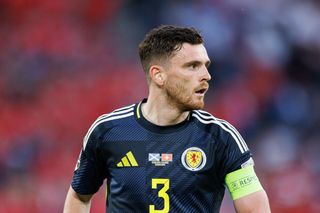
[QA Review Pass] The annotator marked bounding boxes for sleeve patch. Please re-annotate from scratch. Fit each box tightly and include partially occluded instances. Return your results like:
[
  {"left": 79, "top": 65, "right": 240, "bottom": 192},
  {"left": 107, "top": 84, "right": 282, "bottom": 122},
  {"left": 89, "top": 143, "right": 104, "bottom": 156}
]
[{"left": 225, "top": 165, "right": 263, "bottom": 200}]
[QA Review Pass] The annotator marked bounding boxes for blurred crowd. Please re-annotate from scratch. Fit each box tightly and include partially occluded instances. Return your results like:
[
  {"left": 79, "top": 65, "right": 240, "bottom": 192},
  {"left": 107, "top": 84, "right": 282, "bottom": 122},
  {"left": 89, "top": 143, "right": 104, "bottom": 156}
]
[{"left": 0, "top": 0, "right": 319, "bottom": 212}]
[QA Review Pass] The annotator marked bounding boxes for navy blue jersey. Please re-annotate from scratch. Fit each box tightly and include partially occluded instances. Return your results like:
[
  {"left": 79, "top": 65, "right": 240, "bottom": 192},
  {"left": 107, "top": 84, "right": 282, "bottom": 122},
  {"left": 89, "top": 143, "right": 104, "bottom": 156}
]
[{"left": 71, "top": 99, "right": 251, "bottom": 213}]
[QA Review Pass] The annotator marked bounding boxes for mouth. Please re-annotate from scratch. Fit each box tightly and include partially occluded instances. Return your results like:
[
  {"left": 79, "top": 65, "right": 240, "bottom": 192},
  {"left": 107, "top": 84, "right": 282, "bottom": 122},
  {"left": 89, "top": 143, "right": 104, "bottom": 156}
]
[{"left": 195, "top": 87, "right": 208, "bottom": 96}]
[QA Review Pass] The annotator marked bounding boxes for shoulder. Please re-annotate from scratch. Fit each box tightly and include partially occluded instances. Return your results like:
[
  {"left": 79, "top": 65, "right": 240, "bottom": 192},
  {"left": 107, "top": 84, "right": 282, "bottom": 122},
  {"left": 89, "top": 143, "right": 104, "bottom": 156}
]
[
  {"left": 90, "top": 103, "right": 136, "bottom": 129},
  {"left": 191, "top": 109, "right": 234, "bottom": 132},
  {"left": 82, "top": 103, "right": 136, "bottom": 149},
  {"left": 192, "top": 109, "right": 248, "bottom": 153}
]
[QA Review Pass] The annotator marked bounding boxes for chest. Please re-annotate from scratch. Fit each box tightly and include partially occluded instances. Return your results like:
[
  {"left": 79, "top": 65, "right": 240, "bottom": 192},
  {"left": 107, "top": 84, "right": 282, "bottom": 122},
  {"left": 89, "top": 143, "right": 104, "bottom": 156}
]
[{"left": 102, "top": 129, "right": 221, "bottom": 196}]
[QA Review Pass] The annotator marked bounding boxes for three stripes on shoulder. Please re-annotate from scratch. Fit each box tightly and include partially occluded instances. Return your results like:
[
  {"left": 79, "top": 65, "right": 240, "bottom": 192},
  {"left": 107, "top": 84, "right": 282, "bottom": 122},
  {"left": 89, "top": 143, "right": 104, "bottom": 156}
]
[
  {"left": 193, "top": 110, "right": 249, "bottom": 154},
  {"left": 83, "top": 104, "right": 135, "bottom": 150}
]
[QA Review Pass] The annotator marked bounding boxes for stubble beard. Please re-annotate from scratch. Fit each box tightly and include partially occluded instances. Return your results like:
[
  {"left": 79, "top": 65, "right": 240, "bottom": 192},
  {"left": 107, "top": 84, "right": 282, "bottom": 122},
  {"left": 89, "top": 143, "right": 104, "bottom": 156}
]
[{"left": 164, "top": 81, "right": 205, "bottom": 112}]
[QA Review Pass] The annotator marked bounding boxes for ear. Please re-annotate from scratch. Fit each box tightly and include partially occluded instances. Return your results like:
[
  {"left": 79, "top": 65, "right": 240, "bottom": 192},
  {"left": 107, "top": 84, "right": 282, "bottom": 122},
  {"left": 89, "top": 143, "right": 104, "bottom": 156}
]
[{"left": 149, "top": 65, "right": 165, "bottom": 86}]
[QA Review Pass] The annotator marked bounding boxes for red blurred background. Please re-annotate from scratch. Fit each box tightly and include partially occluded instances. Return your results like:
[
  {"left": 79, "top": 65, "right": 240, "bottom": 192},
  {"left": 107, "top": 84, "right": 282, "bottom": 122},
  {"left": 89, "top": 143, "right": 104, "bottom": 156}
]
[{"left": 0, "top": 0, "right": 319, "bottom": 212}]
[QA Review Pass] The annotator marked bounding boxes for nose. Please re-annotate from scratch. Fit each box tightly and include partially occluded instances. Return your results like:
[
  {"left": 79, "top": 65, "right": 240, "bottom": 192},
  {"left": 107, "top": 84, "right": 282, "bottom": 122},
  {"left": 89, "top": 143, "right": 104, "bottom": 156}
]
[{"left": 201, "top": 66, "right": 211, "bottom": 82}]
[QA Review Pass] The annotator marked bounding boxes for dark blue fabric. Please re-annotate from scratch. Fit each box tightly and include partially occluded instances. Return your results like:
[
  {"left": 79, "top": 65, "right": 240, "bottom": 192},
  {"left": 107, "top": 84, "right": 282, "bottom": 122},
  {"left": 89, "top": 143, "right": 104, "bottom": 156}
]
[{"left": 71, "top": 99, "right": 251, "bottom": 212}]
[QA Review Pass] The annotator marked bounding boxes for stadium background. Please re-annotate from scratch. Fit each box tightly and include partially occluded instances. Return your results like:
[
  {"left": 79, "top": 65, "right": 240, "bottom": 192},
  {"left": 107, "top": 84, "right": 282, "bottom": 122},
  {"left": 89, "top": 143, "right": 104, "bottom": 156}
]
[{"left": 0, "top": 0, "right": 319, "bottom": 212}]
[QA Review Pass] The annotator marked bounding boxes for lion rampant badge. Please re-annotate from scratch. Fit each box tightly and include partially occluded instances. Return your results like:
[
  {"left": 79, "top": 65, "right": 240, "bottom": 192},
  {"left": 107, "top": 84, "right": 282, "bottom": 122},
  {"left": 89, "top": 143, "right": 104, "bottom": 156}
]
[{"left": 181, "top": 147, "right": 206, "bottom": 171}]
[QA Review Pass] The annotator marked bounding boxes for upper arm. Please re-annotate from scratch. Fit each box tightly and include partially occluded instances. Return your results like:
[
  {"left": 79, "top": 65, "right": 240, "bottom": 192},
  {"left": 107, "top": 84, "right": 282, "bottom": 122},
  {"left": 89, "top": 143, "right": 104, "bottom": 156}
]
[
  {"left": 71, "top": 123, "right": 107, "bottom": 195},
  {"left": 233, "top": 190, "right": 271, "bottom": 213},
  {"left": 67, "top": 186, "right": 93, "bottom": 203},
  {"left": 211, "top": 118, "right": 270, "bottom": 212},
  {"left": 65, "top": 118, "right": 108, "bottom": 212},
  {"left": 225, "top": 165, "right": 271, "bottom": 213},
  {"left": 63, "top": 186, "right": 93, "bottom": 213}
]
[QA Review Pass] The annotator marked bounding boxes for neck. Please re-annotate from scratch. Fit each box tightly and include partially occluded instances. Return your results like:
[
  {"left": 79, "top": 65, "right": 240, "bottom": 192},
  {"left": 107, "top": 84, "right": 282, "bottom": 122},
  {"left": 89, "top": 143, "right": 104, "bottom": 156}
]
[{"left": 141, "top": 95, "right": 190, "bottom": 126}]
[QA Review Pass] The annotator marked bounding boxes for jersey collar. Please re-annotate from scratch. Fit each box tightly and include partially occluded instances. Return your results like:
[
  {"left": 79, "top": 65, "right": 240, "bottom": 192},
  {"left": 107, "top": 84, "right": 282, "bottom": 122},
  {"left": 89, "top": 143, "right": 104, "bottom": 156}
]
[{"left": 134, "top": 98, "right": 191, "bottom": 134}]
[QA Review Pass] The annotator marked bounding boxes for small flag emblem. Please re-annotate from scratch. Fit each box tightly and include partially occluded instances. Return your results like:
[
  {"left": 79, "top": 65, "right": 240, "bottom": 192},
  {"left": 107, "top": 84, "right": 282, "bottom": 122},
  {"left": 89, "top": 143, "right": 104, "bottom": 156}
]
[{"left": 149, "top": 153, "right": 173, "bottom": 166}]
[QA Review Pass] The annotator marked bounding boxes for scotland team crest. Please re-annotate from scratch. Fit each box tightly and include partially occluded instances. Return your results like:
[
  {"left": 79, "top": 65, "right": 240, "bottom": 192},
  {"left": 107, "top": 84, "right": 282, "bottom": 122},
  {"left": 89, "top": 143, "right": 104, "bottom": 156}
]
[{"left": 181, "top": 147, "right": 207, "bottom": 171}]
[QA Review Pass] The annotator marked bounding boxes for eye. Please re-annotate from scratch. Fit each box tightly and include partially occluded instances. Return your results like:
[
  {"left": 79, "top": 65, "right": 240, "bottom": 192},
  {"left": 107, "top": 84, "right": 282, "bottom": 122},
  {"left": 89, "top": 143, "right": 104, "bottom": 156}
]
[{"left": 190, "top": 63, "right": 199, "bottom": 69}]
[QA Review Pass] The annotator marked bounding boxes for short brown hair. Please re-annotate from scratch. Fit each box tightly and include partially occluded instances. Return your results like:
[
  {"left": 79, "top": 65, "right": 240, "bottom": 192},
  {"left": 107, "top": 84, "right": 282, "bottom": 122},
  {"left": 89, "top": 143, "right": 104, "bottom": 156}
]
[{"left": 138, "top": 25, "right": 204, "bottom": 77}]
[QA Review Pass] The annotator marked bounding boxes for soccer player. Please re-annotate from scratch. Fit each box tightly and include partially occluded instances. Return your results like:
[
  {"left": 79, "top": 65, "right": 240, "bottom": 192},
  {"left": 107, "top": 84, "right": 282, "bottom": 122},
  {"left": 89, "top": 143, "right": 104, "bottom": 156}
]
[{"left": 64, "top": 25, "right": 271, "bottom": 212}]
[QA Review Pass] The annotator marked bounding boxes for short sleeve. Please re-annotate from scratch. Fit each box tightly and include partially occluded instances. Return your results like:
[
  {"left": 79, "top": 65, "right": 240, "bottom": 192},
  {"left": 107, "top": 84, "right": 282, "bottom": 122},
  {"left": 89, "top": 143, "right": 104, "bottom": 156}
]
[
  {"left": 215, "top": 123, "right": 252, "bottom": 180},
  {"left": 71, "top": 126, "right": 106, "bottom": 195}
]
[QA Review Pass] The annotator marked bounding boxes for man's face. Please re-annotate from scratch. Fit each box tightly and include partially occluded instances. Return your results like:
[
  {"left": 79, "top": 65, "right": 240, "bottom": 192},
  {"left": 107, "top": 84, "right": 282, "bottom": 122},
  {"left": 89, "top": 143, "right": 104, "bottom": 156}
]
[{"left": 163, "top": 43, "right": 211, "bottom": 111}]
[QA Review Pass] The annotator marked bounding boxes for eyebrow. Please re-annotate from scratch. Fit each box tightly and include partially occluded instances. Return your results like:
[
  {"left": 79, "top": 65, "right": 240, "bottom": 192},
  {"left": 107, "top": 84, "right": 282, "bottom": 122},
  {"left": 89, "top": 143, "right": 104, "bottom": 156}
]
[{"left": 183, "top": 60, "right": 211, "bottom": 68}]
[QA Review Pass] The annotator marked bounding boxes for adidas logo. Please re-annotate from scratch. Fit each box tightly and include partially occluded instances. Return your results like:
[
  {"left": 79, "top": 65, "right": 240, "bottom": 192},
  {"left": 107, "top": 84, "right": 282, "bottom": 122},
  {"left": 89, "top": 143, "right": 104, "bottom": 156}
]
[{"left": 117, "top": 151, "right": 138, "bottom": 167}]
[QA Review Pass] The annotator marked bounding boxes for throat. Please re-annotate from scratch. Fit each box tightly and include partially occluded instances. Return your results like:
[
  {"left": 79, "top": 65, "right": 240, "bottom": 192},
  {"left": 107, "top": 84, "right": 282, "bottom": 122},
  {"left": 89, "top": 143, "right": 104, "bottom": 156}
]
[{"left": 141, "top": 102, "right": 190, "bottom": 126}]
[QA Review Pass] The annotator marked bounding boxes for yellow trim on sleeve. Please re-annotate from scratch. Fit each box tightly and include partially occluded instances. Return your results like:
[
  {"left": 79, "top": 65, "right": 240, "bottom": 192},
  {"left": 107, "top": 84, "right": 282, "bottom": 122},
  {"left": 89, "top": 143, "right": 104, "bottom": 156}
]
[
  {"left": 225, "top": 166, "right": 263, "bottom": 200},
  {"left": 136, "top": 101, "right": 142, "bottom": 119}
]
